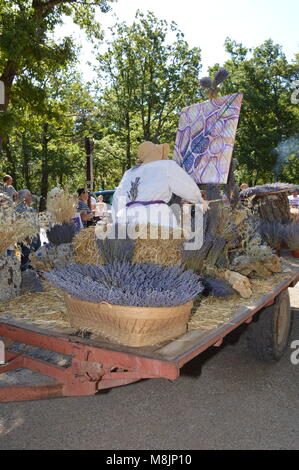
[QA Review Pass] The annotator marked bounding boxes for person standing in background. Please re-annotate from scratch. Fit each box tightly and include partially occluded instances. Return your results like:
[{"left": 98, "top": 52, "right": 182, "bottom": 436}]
[
  {"left": 95, "top": 194, "right": 108, "bottom": 220},
  {"left": 89, "top": 193, "right": 97, "bottom": 212},
  {"left": 288, "top": 189, "right": 299, "bottom": 221},
  {"left": 288, "top": 189, "right": 299, "bottom": 208},
  {"left": 1, "top": 175, "right": 18, "bottom": 201},
  {"left": 240, "top": 183, "right": 249, "bottom": 204},
  {"left": 15, "top": 189, "right": 35, "bottom": 214},
  {"left": 15, "top": 189, "right": 41, "bottom": 270},
  {"left": 77, "top": 188, "right": 94, "bottom": 228}
]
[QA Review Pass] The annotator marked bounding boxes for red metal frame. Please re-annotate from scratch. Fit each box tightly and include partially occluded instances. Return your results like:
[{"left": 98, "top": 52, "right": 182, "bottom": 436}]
[
  {"left": 0, "top": 269, "right": 298, "bottom": 403},
  {"left": 0, "top": 321, "right": 179, "bottom": 402}
]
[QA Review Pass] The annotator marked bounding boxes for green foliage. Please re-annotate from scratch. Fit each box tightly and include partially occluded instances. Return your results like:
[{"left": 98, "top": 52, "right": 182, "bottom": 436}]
[
  {"left": 0, "top": 3, "right": 298, "bottom": 198},
  {"left": 95, "top": 11, "right": 202, "bottom": 168},
  {"left": 208, "top": 38, "right": 299, "bottom": 185}
]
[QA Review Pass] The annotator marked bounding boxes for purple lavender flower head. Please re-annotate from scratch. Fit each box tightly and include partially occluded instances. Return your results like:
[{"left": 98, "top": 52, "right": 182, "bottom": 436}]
[{"left": 45, "top": 262, "right": 203, "bottom": 307}]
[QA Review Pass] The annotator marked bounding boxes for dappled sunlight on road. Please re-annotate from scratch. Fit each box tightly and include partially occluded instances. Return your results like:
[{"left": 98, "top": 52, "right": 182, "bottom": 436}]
[{"left": 0, "top": 410, "right": 24, "bottom": 437}]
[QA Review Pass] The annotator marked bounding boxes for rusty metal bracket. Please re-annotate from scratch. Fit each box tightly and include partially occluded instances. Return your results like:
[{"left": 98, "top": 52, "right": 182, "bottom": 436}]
[
  {"left": 72, "top": 359, "right": 104, "bottom": 382},
  {"left": 0, "top": 322, "right": 180, "bottom": 402}
]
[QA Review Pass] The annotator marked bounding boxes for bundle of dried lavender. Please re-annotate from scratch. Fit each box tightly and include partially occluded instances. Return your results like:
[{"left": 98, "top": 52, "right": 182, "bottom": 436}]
[
  {"left": 240, "top": 183, "right": 295, "bottom": 198},
  {"left": 258, "top": 221, "right": 284, "bottom": 249},
  {"left": 45, "top": 262, "right": 203, "bottom": 307},
  {"left": 283, "top": 223, "right": 299, "bottom": 250}
]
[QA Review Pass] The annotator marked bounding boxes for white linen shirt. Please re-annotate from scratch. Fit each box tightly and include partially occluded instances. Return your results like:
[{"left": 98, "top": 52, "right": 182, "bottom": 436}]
[{"left": 112, "top": 160, "right": 204, "bottom": 228}]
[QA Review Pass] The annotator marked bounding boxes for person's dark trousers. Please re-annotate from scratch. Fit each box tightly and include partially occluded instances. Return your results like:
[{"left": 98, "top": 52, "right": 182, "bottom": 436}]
[{"left": 20, "top": 235, "right": 41, "bottom": 271}]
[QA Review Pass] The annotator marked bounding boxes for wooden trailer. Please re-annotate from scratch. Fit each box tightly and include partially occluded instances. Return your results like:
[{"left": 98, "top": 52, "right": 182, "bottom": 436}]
[{"left": 0, "top": 255, "right": 298, "bottom": 403}]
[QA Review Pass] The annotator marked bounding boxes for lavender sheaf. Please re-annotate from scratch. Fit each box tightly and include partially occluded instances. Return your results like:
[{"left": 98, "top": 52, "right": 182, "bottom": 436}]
[
  {"left": 201, "top": 277, "right": 237, "bottom": 297},
  {"left": 283, "top": 223, "right": 299, "bottom": 250},
  {"left": 46, "top": 222, "right": 77, "bottom": 246},
  {"left": 96, "top": 236, "right": 135, "bottom": 263},
  {"left": 45, "top": 262, "right": 203, "bottom": 307},
  {"left": 258, "top": 221, "right": 284, "bottom": 249},
  {"left": 240, "top": 183, "right": 296, "bottom": 198}
]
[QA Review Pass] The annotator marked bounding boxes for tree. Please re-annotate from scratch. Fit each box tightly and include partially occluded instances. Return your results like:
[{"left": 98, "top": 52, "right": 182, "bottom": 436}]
[
  {"left": 0, "top": 71, "right": 96, "bottom": 198},
  {"left": 0, "top": 0, "right": 115, "bottom": 145},
  {"left": 95, "top": 11, "right": 202, "bottom": 169},
  {"left": 208, "top": 39, "right": 299, "bottom": 185}
]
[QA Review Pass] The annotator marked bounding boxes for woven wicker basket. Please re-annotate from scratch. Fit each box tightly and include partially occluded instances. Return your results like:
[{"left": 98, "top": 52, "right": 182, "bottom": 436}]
[{"left": 64, "top": 294, "right": 193, "bottom": 347}]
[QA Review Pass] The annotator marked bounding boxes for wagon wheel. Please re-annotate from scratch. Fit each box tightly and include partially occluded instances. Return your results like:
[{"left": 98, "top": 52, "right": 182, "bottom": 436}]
[{"left": 246, "top": 290, "right": 293, "bottom": 361}]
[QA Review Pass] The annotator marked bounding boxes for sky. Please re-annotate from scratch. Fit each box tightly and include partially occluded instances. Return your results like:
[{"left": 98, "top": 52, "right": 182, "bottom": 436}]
[{"left": 55, "top": 0, "right": 299, "bottom": 81}]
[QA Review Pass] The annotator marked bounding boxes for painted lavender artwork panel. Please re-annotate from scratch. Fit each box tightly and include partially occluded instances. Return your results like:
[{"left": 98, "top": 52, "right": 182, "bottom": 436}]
[{"left": 173, "top": 93, "right": 243, "bottom": 184}]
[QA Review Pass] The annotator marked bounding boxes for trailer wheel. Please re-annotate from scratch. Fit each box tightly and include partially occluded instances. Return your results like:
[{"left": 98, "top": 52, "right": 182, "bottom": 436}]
[{"left": 246, "top": 290, "right": 293, "bottom": 361}]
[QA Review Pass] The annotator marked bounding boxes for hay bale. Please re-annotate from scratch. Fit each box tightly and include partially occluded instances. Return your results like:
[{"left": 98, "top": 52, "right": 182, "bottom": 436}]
[
  {"left": 132, "top": 224, "right": 184, "bottom": 266},
  {"left": 46, "top": 188, "right": 77, "bottom": 224},
  {"left": 73, "top": 227, "right": 104, "bottom": 265}
]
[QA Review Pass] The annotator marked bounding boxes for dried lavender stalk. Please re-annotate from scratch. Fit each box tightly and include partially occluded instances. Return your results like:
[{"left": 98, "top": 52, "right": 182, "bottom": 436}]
[
  {"left": 47, "top": 222, "right": 77, "bottom": 246},
  {"left": 258, "top": 221, "right": 284, "bottom": 249},
  {"left": 45, "top": 262, "right": 203, "bottom": 307},
  {"left": 240, "top": 183, "right": 296, "bottom": 198},
  {"left": 283, "top": 224, "right": 299, "bottom": 250},
  {"left": 201, "top": 277, "right": 236, "bottom": 297}
]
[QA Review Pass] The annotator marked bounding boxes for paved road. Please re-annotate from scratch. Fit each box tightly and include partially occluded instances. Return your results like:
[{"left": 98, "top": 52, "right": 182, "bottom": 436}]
[{"left": 0, "top": 289, "right": 298, "bottom": 450}]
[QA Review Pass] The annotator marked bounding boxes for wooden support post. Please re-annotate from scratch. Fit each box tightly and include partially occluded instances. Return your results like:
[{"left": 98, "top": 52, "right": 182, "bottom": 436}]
[{"left": 85, "top": 137, "right": 94, "bottom": 192}]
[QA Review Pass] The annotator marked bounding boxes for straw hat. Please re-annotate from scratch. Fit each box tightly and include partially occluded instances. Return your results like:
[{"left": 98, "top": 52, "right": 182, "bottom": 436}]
[{"left": 137, "top": 141, "right": 170, "bottom": 165}]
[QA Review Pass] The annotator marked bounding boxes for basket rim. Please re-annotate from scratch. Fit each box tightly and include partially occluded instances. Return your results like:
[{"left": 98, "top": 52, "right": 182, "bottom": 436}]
[{"left": 64, "top": 293, "right": 193, "bottom": 312}]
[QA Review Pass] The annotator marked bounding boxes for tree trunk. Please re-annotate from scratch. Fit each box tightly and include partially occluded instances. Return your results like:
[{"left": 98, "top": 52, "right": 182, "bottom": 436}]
[
  {"left": 223, "top": 160, "right": 240, "bottom": 208},
  {"left": 0, "top": 60, "right": 17, "bottom": 111},
  {"left": 22, "top": 133, "right": 31, "bottom": 191},
  {"left": 251, "top": 192, "right": 291, "bottom": 224},
  {"left": 3, "top": 137, "right": 17, "bottom": 186},
  {"left": 125, "top": 112, "right": 131, "bottom": 169},
  {"left": 85, "top": 137, "right": 94, "bottom": 191},
  {"left": 0, "top": 61, "right": 18, "bottom": 149},
  {"left": 39, "top": 123, "right": 49, "bottom": 212}
]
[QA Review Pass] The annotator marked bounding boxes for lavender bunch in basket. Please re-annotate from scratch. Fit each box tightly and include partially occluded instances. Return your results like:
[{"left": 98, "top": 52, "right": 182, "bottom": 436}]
[{"left": 45, "top": 262, "right": 203, "bottom": 307}]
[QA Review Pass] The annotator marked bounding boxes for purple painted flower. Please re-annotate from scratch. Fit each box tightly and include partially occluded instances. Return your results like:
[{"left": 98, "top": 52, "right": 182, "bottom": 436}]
[
  {"left": 191, "top": 135, "right": 209, "bottom": 155},
  {"left": 183, "top": 152, "right": 194, "bottom": 172}
]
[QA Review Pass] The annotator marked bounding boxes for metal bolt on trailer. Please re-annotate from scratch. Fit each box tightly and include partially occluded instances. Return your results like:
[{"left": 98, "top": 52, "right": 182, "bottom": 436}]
[{"left": 0, "top": 265, "right": 298, "bottom": 403}]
